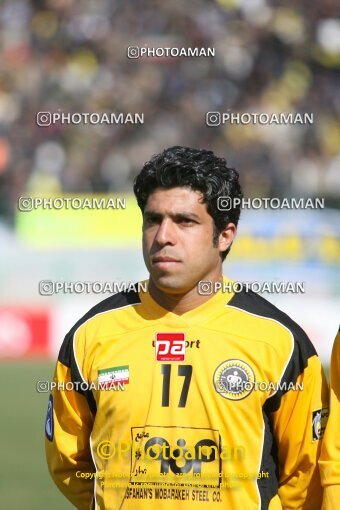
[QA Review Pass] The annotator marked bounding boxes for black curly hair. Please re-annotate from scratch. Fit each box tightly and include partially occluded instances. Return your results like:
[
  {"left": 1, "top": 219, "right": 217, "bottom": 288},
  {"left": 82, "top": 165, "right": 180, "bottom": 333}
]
[{"left": 133, "top": 146, "right": 243, "bottom": 260}]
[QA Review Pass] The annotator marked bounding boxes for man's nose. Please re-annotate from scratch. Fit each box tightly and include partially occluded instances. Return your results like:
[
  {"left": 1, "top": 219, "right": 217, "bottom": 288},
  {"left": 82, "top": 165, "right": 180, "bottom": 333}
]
[{"left": 154, "top": 218, "right": 175, "bottom": 245}]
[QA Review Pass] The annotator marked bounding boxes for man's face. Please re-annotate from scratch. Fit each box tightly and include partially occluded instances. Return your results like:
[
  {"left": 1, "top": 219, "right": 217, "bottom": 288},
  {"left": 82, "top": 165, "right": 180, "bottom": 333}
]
[{"left": 142, "top": 187, "right": 232, "bottom": 294}]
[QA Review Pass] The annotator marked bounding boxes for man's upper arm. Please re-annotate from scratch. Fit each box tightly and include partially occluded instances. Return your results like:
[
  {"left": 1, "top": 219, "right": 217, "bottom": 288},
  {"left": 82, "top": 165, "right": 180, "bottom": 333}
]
[
  {"left": 45, "top": 324, "right": 96, "bottom": 509},
  {"left": 269, "top": 345, "right": 329, "bottom": 510}
]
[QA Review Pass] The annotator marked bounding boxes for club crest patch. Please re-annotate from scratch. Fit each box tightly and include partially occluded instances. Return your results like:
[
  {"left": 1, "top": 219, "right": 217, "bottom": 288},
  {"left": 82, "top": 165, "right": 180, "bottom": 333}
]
[
  {"left": 312, "top": 408, "right": 329, "bottom": 441},
  {"left": 213, "top": 359, "right": 255, "bottom": 400},
  {"left": 45, "top": 394, "right": 54, "bottom": 442}
]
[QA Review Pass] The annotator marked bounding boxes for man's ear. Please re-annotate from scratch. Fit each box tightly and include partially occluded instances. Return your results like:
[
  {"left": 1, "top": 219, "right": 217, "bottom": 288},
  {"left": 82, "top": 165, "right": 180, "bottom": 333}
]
[{"left": 219, "top": 222, "right": 237, "bottom": 252}]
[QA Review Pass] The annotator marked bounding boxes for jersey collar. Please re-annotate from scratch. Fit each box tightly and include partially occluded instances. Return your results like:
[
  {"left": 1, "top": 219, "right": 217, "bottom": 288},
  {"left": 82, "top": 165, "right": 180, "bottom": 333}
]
[{"left": 139, "top": 275, "right": 235, "bottom": 327}]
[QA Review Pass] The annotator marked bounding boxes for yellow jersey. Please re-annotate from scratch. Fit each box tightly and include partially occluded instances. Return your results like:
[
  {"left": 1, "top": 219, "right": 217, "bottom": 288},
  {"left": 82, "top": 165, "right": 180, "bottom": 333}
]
[
  {"left": 45, "top": 277, "right": 328, "bottom": 509},
  {"left": 319, "top": 329, "right": 340, "bottom": 509}
]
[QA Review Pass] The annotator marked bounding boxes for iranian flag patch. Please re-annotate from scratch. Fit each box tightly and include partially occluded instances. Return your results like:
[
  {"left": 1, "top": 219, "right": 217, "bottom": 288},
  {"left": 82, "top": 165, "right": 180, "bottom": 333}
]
[{"left": 98, "top": 365, "right": 129, "bottom": 389}]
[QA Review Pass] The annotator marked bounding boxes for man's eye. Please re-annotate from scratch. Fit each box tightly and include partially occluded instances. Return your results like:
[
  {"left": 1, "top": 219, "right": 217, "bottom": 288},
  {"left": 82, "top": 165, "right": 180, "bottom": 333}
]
[{"left": 145, "top": 216, "right": 158, "bottom": 225}]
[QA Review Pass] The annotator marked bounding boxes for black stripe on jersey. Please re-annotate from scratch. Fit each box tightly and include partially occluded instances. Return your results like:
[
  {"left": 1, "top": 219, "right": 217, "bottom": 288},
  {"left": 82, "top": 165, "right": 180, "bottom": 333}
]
[
  {"left": 228, "top": 287, "right": 317, "bottom": 509},
  {"left": 257, "top": 410, "right": 279, "bottom": 509},
  {"left": 228, "top": 287, "right": 317, "bottom": 409},
  {"left": 58, "top": 289, "right": 141, "bottom": 415}
]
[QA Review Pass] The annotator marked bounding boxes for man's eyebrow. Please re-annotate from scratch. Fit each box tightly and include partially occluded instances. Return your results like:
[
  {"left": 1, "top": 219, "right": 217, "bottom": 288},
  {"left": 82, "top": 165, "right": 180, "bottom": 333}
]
[
  {"left": 173, "top": 212, "right": 201, "bottom": 220},
  {"left": 144, "top": 211, "right": 201, "bottom": 220}
]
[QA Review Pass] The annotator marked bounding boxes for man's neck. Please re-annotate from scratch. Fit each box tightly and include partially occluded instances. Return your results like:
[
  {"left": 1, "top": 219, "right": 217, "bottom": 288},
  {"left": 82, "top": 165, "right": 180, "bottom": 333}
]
[{"left": 148, "top": 274, "right": 224, "bottom": 316}]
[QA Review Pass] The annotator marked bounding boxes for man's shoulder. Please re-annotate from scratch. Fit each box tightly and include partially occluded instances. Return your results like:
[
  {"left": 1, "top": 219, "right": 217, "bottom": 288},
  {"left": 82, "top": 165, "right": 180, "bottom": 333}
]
[
  {"left": 58, "top": 287, "right": 142, "bottom": 362},
  {"left": 74, "top": 287, "right": 141, "bottom": 331},
  {"left": 227, "top": 286, "right": 317, "bottom": 356}
]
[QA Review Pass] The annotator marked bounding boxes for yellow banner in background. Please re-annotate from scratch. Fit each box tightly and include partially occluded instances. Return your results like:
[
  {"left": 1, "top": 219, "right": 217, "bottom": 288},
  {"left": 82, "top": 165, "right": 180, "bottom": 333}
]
[
  {"left": 234, "top": 235, "right": 340, "bottom": 263},
  {"left": 15, "top": 194, "right": 340, "bottom": 262},
  {"left": 16, "top": 194, "right": 142, "bottom": 247}
]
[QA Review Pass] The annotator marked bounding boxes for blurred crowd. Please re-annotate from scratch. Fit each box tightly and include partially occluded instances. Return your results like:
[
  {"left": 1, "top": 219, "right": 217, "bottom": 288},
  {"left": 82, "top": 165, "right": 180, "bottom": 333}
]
[{"left": 0, "top": 0, "right": 340, "bottom": 221}]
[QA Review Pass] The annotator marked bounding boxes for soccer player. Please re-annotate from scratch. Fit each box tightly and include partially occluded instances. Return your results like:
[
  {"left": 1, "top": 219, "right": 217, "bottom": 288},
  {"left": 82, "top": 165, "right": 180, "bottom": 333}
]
[
  {"left": 45, "top": 146, "right": 329, "bottom": 509},
  {"left": 319, "top": 328, "right": 340, "bottom": 509}
]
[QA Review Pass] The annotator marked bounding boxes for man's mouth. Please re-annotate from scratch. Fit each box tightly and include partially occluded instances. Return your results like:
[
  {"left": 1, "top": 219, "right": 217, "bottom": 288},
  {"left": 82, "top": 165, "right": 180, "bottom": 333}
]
[{"left": 152, "top": 255, "right": 181, "bottom": 267}]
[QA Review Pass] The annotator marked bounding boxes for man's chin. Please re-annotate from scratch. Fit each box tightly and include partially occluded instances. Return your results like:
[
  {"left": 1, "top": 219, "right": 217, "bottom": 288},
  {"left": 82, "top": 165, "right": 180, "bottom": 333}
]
[{"left": 150, "top": 274, "right": 190, "bottom": 295}]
